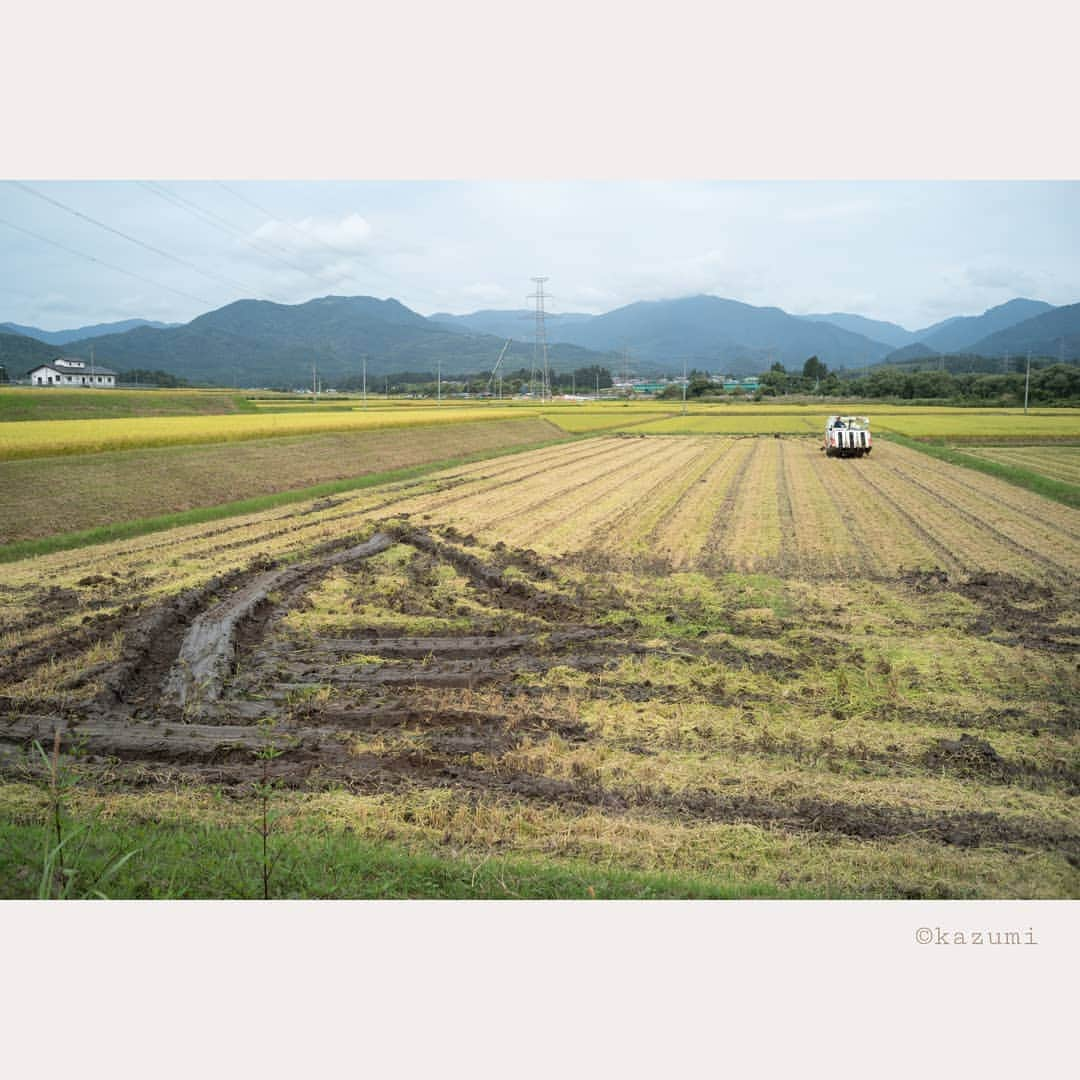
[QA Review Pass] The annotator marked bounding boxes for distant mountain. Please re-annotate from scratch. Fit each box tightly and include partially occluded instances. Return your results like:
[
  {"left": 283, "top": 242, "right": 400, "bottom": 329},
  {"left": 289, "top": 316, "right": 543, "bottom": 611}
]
[
  {"left": 796, "top": 312, "right": 915, "bottom": 349},
  {"left": 61, "top": 295, "right": 613, "bottom": 386},
  {"left": 514, "top": 295, "right": 893, "bottom": 372},
  {"left": 965, "top": 302, "right": 1080, "bottom": 360},
  {"left": 883, "top": 342, "right": 936, "bottom": 363},
  {"left": 431, "top": 310, "right": 596, "bottom": 342},
  {"left": 914, "top": 298, "right": 1055, "bottom": 353},
  {"left": 0, "top": 330, "right": 59, "bottom": 371},
  {"left": 0, "top": 318, "right": 179, "bottom": 345}
]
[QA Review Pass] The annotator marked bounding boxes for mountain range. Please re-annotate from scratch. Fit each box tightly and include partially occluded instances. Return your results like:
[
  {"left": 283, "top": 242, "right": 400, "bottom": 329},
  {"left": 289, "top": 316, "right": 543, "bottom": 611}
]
[
  {"left": 2, "top": 293, "right": 1076, "bottom": 385},
  {"left": 0, "top": 317, "right": 178, "bottom": 345}
]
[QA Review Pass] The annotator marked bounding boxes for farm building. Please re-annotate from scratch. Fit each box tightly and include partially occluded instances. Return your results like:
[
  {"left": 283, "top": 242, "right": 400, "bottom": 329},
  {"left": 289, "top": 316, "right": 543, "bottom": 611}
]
[{"left": 26, "top": 358, "right": 117, "bottom": 387}]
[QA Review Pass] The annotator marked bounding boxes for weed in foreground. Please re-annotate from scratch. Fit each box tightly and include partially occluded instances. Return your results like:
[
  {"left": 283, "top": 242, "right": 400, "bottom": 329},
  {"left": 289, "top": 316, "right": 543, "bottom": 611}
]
[{"left": 34, "top": 731, "right": 139, "bottom": 899}]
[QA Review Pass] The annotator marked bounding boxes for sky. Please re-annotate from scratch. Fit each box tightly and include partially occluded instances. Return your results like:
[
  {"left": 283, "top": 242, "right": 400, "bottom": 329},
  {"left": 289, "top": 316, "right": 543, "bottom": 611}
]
[{"left": 1, "top": 180, "right": 1077, "bottom": 333}]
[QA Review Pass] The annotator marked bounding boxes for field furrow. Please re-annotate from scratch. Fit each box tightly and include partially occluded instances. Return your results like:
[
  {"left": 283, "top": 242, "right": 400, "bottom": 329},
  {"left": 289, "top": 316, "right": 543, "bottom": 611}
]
[
  {"left": 501, "top": 437, "right": 701, "bottom": 552},
  {"left": 783, "top": 440, "right": 876, "bottom": 577},
  {"left": 654, "top": 438, "right": 752, "bottom": 568},
  {"left": 881, "top": 445, "right": 1080, "bottom": 564},
  {"left": 871, "top": 452, "right": 1074, "bottom": 578},
  {"left": 717, "top": 439, "right": 783, "bottom": 572}
]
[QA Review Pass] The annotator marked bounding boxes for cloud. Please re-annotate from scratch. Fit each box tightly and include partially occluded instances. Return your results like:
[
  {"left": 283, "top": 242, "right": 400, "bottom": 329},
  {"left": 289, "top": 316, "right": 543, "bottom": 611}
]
[{"left": 251, "top": 212, "right": 373, "bottom": 255}]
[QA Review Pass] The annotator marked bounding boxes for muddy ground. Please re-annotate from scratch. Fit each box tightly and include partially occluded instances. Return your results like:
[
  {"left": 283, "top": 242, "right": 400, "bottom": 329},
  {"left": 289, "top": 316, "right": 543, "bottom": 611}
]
[{"left": 2, "top": 514, "right": 1078, "bottom": 887}]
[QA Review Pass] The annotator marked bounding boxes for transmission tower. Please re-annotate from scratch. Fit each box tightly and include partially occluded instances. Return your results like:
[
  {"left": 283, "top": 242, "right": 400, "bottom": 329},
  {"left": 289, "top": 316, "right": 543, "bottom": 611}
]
[{"left": 528, "top": 277, "right": 551, "bottom": 401}]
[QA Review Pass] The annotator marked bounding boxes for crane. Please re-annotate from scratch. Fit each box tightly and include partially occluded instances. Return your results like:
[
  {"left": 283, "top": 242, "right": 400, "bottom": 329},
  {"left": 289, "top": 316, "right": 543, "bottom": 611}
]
[{"left": 485, "top": 339, "right": 513, "bottom": 398}]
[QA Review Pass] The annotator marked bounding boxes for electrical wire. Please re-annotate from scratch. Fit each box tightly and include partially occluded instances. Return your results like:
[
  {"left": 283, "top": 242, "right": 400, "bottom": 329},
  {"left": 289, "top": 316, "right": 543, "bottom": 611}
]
[
  {"left": 7, "top": 181, "right": 262, "bottom": 297},
  {"left": 0, "top": 213, "right": 213, "bottom": 306}
]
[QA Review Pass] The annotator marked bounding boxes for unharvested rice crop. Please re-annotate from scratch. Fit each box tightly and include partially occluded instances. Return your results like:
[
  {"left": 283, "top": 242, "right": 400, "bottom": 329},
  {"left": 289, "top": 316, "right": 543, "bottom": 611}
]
[
  {"left": 622, "top": 413, "right": 821, "bottom": 434},
  {"left": 0, "top": 405, "right": 541, "bottom": 461}
]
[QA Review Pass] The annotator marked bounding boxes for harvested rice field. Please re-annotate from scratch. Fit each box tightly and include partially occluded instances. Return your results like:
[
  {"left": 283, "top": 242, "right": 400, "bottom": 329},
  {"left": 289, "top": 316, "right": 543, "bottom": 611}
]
[
  {"left": 1, "top": 433, "right": 1077, "bottom": 898},
  {"left": 956, "top": 444, "right": 1080, "bottom": 486}
]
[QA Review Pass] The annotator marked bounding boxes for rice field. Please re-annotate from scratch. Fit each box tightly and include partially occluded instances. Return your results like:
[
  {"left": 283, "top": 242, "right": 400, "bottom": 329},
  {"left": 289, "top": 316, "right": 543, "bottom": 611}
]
[
  {"left": 1, "top": 433, "right": 1076, "bottom": 898},
  {"left": 957, "top": 445, "right": 1080, "bottom": 485},
  {"left": 0, "top": 404, "right": 544, "bottom": 460}
]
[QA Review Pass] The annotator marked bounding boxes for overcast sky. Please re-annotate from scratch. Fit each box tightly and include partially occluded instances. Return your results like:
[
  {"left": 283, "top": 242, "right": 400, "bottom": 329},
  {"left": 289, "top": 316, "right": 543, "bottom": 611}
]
[{"left": 1, "top": 180, "right": 1077, "bottom": 332}]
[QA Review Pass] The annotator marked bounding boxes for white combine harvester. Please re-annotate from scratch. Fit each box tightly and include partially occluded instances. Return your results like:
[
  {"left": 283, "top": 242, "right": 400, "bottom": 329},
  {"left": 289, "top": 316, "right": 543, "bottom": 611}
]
[{"left": 823, "top": 415, "right": 872, "bottom": 458}]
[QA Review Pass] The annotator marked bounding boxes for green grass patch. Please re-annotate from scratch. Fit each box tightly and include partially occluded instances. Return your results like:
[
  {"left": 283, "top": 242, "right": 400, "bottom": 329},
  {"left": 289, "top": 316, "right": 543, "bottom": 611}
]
[
  {"left": 882, "top": 432, "right": 1080, "bottom": 509},
  {"left": 0, "top": 797, "right": 822, "bottom": 899}
]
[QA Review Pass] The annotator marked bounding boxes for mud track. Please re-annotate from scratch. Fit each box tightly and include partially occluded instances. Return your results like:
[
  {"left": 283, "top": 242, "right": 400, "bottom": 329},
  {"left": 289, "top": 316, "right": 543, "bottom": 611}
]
[{"left": 3, "top": 509, "right": 1077, "bottom": 869}]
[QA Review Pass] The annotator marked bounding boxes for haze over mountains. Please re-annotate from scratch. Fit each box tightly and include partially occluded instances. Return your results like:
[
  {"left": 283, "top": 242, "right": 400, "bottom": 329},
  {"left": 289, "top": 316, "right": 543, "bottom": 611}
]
[{"left": 2, "top": 292, "right": 1077, "bottom": 385}]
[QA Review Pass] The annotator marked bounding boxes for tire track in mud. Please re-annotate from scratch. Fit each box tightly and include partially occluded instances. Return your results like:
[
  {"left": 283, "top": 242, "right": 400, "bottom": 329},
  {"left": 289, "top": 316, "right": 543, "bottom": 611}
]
[
  {"left": 162, "top": 532, "right": 394, "bottom": 709},
  {"left": 6, "top": 709, "right": 1074, "bottom": 861},
  {"left": 873, "top": 456, "right": 1067, "bottom": 577}
]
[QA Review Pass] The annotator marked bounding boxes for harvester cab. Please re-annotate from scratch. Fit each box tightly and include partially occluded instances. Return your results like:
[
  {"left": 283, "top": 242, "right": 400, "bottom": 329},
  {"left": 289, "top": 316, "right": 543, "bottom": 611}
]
[{"left": 823, "top": 415, "right": 872, "bottom": 458}]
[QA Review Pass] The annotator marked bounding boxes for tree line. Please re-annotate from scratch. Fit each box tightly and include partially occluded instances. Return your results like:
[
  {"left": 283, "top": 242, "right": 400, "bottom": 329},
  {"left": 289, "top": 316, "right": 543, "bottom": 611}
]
[{"left": 758, "top": 358, "right": 1080, "bottom": 405}]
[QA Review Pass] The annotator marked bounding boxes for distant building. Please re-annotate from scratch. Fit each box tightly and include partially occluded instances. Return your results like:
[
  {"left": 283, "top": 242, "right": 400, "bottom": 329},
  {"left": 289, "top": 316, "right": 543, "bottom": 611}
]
[
  {"left": 722, "top": 376, "right": 760, "bottom": 392},
  {"left": 26, "top": 358, "right": 117, "bottom": 388}
]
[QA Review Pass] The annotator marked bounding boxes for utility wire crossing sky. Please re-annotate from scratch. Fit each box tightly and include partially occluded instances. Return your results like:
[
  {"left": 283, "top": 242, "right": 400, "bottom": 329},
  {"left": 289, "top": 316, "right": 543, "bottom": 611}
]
[{"left": 0, "top": 181, "right": 1077, "bottom": 331}]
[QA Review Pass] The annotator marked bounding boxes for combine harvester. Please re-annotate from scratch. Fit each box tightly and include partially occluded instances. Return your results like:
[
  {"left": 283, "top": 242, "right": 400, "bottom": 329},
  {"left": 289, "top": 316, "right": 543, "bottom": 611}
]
[{"left": 823, "top": 415, "right": 872, "bottom": 458}]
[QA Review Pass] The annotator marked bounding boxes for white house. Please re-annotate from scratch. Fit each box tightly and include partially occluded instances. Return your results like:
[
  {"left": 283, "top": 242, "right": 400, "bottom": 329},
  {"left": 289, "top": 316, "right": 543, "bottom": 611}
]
[{"left": 27, "top": 358, "right": 117, "bottom": 388}]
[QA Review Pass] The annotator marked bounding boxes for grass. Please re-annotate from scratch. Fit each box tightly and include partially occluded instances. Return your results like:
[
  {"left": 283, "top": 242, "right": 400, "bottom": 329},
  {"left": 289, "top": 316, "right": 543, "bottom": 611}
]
[
  {"left": 0, "top": 786, "right": 818, "bottom": 899},
  {"left": 0, "top": 417, "right": 565, "bottom": 545},
  {"left": 0, "top": 425, "right": 572, "bottom": 563},
  {"left": 883, "top": 433, "right": 1080, "bottom": 509}
]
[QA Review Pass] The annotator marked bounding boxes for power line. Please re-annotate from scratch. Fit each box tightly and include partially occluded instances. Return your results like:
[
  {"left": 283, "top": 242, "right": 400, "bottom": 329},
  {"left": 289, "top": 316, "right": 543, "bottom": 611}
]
[
  {"left": 216, "top": 181, "right": 390, "bottom": 293},
  {"left": 0, "top": 213, "right": 212, "bottom": 306},
  {"left": 217, "top": 182, "right": 362, "bottom": 262},
  {"left": 7, "top": 180, "right": 260, "bottom": 297},
  {"left": 137, "top": 181, "right": 324, "bottom": 286}
]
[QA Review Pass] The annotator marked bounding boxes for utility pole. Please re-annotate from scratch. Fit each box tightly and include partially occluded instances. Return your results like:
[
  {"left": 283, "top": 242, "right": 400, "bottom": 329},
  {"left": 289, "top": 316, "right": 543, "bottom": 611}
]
[
  {"left": 362, "top": 355, "right": 367, "bottom": 409},
  {"left": 312, "top": 359, "right": 318, "bottom": 402},
  {"left": 595, "top": 371, "right": 599, "bottom": 400},
  {"left": 437, "top": 356, "right": 442, "bottom": 403},
  {"left": 1024, "top": 351, "right": 1031, "bottom": 414},
  {"left": 682, "top": 358, "right": 688, "bottom": 416}
]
